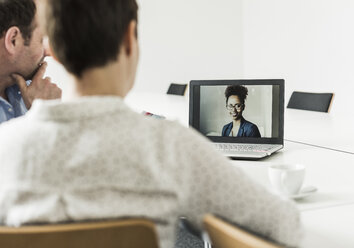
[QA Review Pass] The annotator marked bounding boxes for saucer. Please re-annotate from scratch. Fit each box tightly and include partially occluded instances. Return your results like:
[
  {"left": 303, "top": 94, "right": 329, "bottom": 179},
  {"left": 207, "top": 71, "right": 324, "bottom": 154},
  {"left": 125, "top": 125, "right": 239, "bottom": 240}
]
[{"left": 289, "top": 186, "right": 318, "bottom": 200}]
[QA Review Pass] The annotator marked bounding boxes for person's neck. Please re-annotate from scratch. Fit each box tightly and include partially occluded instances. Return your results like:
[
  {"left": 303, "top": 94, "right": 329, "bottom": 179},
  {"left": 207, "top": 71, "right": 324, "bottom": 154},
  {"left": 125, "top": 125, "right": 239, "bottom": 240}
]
[
  {"left": 233, "top": 118, "right": 242, "bottom": 126},
  {"left": 0, "top": 48, "right": 15, "bottom": 101},
  {"left": 67, "top": 61, "right": 131, "bottom": 100},
  {"left": 0, "top": 76, "right": 15, "bottom": 102}
]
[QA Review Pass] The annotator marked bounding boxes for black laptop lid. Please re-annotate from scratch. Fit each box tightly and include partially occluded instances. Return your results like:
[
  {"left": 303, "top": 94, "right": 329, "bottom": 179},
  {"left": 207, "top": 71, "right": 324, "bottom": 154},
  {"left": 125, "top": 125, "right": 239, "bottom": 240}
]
[{"left": 189, "top": 79, "right": 284, "bottom": 145}]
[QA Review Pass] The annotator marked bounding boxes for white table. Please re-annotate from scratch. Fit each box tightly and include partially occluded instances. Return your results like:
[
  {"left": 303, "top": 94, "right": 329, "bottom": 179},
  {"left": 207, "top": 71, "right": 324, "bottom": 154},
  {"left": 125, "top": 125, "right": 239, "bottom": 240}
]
[
  {"left": 126, "top": 92, "right": 354, "bottom": 154},
  {"left": 301, "top": 203, "right": 354, "bottom": 248},
  {"left": 232, "top": 141, "right": 354, "bottom": 210},
  {"left": 232, "top": 141, "right": 354, "bottom": 248},
  {"left": 125, "top": 91, "right": 354, "bottom": 248},
  {"left": 285, "top": 109, "right": 354, "bottom": 154},
  {"left": 125, "top": 92, "right": 189, "bottom": 125}
]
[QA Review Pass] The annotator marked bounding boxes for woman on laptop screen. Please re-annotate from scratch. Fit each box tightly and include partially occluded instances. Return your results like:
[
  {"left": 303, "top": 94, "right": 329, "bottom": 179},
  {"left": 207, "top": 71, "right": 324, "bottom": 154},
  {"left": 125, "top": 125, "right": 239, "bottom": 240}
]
[{"left": 222, "top": 85, "right": 261, "bottom": 137}]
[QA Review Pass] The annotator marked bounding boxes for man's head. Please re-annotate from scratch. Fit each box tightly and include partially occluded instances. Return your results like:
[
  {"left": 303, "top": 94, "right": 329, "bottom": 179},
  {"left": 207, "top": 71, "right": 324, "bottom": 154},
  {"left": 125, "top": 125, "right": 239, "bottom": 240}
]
[
  {"left": 225, "top": 85, "right": 248, "bottom": 121},
  {"left": 0, "top": 0, "right": 35, "bottom": 44},
  {"left": 0, "top": 0, "right": 49, "bottom": 81},
  {"left": 42, "top": 0, "right": 139, "bottom": 82}
]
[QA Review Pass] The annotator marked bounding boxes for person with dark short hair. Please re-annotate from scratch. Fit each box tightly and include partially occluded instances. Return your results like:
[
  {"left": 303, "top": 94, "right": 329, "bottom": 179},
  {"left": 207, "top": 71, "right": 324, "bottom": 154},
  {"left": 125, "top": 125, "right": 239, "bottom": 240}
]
[
  {"left": 0, "top": 0, "right": 61, "bottom": 124},
  {"left": 222, "top": 85, "right": 261, "bottom": 137},
  {"left": 0, "top": 1, "right": 301, "bottom": 248}
]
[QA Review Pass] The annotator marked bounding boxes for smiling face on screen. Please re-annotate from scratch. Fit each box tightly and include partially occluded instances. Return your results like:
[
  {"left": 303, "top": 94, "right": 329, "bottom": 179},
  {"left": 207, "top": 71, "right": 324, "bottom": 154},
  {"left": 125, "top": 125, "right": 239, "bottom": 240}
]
[{"left": 226, "top": 95, "right": 244, "bottom": 121}]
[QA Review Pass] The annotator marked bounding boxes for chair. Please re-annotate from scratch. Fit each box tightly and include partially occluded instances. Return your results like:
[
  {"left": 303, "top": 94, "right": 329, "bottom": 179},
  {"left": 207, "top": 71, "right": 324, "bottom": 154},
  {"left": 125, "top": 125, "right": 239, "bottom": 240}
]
[
  {"left": 0, "top": 219, "right": 159, "bottom": 248},
  {"left": 203, "top": 214, "right": 282, "bottom": 248},
  {"left": 176, "top": 217, "right": 205, "bottom": 248},
  {"left": 166, "top": 83, "right": 187, "bottom": 96},
  {"left": 287, "top": 91, "right": 334, "bottom": 112}
]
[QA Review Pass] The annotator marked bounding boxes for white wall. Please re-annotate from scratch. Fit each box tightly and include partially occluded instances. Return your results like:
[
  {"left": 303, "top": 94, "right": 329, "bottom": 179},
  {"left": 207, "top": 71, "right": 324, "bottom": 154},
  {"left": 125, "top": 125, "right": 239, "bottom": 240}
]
[
  {"left": 45, "top": 57, "right": 73, "bottom": 98},
  {"left": 134, "top": 0, "right": 244, "bottom": 93},
  {"left": 242, "top": 0, "right": 354, "bottom": 116},
  {"left": 47, "top": 0, "right": 244, "bottom": 95},
  {"left": 47, "top": 0, "right": 354, "bottom": 118}
]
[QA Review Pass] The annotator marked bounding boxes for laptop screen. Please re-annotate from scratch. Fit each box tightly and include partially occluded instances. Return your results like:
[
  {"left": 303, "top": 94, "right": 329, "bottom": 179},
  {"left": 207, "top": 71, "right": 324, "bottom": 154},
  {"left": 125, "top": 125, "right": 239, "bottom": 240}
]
[{"left": 189, "top": 80, "right": 284, "bottom": 145}]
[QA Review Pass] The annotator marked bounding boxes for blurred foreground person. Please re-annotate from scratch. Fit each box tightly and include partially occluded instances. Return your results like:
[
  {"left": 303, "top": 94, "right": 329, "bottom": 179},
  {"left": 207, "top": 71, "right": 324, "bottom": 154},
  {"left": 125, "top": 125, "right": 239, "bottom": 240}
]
[{"left": 0, "top": 0, "right": 301, "bottom": 247}]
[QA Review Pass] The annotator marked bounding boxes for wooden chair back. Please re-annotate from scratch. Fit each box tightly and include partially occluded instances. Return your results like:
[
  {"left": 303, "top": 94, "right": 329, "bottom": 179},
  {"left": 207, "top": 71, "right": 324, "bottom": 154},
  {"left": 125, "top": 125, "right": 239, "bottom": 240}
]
[
  {"left": 0, "top": 219, "right": 159, "bottom": 248},
  {"left": 203, "top": 214, "right": 282, "bottom": 248}
]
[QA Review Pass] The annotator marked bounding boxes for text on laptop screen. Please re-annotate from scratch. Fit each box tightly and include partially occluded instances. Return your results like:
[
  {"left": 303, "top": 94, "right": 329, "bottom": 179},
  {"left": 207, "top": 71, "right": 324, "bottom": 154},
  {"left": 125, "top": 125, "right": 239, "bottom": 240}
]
[{"left": 199, "top": 85, "right": 281, "bottom": 138}]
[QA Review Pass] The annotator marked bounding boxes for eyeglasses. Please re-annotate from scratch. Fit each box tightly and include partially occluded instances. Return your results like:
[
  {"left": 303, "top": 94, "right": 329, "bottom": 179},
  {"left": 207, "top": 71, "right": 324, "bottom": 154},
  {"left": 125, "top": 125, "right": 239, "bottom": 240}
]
[{"left": 226, "top": 103, "right": 243, "bottom": 110}]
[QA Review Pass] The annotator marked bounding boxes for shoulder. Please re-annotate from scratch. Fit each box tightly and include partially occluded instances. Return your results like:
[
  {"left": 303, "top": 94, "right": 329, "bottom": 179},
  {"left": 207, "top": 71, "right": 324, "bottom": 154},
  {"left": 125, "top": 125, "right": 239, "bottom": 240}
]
[
  {"left": 150, "top": 118, "right": 219, "bottom": 161},
  {"left": 222, "top": 122, "right": 232, "bottom": 130},
  {"left": 0, "top": 115, "right": 27, "bottom": 136},
  {"left": 241, "top": 118, "right": 261, "bottom": 137},
  {"left": 242, "top": 118, "right": 257, "bottom": 129},
  {"left": 0, "top": 115, "right": 31, "bottom": 160}
]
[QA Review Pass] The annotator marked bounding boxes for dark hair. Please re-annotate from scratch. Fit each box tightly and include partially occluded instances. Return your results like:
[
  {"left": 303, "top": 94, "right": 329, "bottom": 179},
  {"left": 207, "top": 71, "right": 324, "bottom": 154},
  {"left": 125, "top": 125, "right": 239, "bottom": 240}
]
[
  {"left": 44, "top": 0, "right": 138, "bottom": 78},
  {"left": 0, "top": 0, "right": 36, "bottom": 45},
  {"left": 225, "top": 85, "right": 248, "bottom": 104}
]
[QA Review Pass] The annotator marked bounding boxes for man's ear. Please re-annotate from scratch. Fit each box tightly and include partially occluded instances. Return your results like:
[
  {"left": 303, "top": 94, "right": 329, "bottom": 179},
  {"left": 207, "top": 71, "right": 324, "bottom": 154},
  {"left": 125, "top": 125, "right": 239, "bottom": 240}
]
[
  {"left": 4, "top": 27, "right": 22, "bottom": 54},
  {"left": 123, "top": 20, "right": 138, "bottom": 56}
]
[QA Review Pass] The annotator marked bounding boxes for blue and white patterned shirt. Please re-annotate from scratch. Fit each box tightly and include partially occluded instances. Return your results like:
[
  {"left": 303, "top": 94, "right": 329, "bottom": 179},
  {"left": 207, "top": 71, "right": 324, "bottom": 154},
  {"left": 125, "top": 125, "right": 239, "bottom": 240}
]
[{"left": 0, "top": 84, "right": 28, "bottom": 124}]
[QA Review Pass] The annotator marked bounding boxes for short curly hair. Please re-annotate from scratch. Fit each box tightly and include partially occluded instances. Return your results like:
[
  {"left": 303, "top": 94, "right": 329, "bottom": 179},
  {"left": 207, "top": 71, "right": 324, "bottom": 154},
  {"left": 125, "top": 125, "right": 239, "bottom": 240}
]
[{"left": 225, "top": 85, "right": 248, "bottom": 104}]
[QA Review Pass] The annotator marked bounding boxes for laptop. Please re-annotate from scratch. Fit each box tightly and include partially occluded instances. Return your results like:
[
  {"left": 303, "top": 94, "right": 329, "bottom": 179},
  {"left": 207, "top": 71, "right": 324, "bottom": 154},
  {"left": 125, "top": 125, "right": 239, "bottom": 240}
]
[{"left": 189, "top": 79, "right": 284, "bottom": 159}]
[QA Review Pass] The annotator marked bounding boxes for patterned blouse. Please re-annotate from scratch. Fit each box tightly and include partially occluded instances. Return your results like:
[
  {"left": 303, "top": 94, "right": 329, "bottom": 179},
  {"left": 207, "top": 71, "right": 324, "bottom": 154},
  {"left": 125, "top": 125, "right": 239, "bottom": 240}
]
[{"left": 0, "top": 96, "right": 301, "bottom": 248}]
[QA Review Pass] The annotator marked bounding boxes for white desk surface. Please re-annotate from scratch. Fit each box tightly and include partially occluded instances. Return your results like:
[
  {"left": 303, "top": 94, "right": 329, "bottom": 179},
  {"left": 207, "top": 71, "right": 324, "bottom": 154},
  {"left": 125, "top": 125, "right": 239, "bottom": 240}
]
[
  {"left": 285, "top": 109, "right": 354, "bottom": 153},
  {"left": 232, "top": 140, "right": 354, "bottom": 211},
  {"left": 125, "top": 92, "right": 354, "bottom": 248},
  {"left": 125, "top": 92, "right": 189, "bottom": 125},
  {"left": 232, "top": 141, "right": 354, "bottom": 248},
  {"left": 301, "top": 203, "right": 354, "bottom": 248},
  {"left": 126, "top": 92, "right": 354, "bottom": 153}
]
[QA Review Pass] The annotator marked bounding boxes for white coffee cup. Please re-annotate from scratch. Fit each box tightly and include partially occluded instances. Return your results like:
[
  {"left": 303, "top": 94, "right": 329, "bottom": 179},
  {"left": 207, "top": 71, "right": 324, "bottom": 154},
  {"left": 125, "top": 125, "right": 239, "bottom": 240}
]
[{"left": 268, "top": 164, "right": 306, "bottom": 196}]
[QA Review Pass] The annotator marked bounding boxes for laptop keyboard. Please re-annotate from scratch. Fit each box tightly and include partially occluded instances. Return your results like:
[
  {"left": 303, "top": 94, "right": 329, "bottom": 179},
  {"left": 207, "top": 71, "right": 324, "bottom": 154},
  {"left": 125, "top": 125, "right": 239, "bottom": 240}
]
[{"left": 213, "top": 143, "right": 277, "bottom": 153}]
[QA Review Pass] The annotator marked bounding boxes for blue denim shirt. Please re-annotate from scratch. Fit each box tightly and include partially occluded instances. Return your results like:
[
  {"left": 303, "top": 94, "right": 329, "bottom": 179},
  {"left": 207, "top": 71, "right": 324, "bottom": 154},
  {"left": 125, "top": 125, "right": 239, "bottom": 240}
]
[{"left": 0, "top": 84, "right": 28, "bottom": 124}]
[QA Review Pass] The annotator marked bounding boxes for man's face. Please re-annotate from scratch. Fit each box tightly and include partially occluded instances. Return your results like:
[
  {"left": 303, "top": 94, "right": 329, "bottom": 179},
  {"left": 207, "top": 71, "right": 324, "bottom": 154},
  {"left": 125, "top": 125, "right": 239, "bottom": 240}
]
[
  {"left": 15, "top": 16, "right": 50, "bottom": 80},
  {"left": 227, "top": 95, "right": 244, "bottom": 121}
]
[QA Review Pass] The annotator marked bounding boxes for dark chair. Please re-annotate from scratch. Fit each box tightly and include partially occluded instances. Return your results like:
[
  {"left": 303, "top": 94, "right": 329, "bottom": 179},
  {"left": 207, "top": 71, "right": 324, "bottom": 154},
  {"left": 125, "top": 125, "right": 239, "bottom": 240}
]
[
  {"left": 287, "top": 91, "right": 334, "bottom": 112},
  {"left": 167, "top": 83, "right": 187, "bottom": 96},
  {"left": 175, "top": 217, "right": 205, "bottom": 248},
  {"left": 0, "top": 219, "right": 159, "bottom": 248}
]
